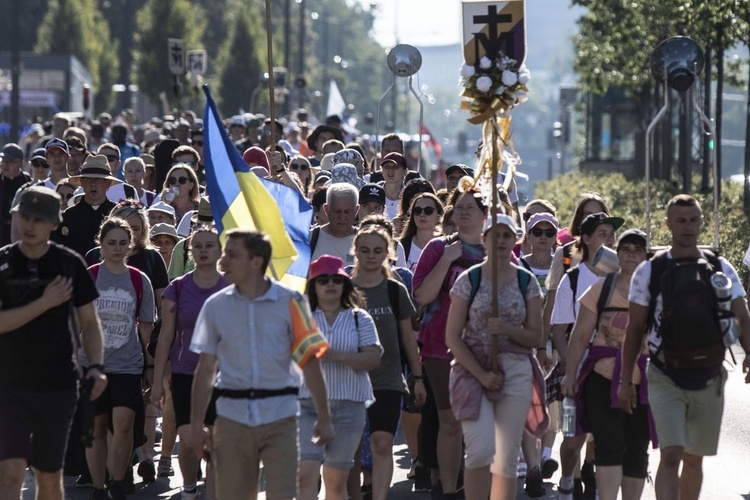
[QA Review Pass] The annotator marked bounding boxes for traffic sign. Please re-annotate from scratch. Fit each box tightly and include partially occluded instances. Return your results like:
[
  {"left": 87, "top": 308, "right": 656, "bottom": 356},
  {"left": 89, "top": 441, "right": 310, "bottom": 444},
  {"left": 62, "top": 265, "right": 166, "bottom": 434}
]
[
  {"left": 187, "top": 50, "right": 208, "bottom": 76},
  {"left": 168, "top": 38, "right": 186, "bottom": 76}
]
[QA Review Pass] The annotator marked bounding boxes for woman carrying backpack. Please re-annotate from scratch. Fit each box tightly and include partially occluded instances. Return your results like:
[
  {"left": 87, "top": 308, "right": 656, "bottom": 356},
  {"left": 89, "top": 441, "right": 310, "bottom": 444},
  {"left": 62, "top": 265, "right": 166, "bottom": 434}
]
[
  {"left": 83, "top": 217, "right": 156, "bottom": 500},
  {"left": 412, "top": 181, "right": 488, "bottom": 498},
  {"left": 351, "top": 225, "right": 425, "bottom": 500},
  {"left": 551, "top": 211, "right": 624, "bottom": 500},
  {"left": 298, "top": 255, "right": 383, "bottom": 500},
  {"left": 151, "top": 225, "right": 227, "bottom": 499},
  {"left": 560, "top": 229, "right": 653, "bottom": 500},
  {"left": 445, "top": 214, "right": 546, "bottom": 500}
]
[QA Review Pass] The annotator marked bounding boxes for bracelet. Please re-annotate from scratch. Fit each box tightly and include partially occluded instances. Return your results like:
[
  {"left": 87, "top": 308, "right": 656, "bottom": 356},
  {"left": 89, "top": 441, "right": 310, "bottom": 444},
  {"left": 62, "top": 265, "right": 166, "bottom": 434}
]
[
  {"left": 619, "top": 380, "right": 635, "bottom": 386},
  {"left": 87, "top": 364, "right": 104, "bottom": 374}
]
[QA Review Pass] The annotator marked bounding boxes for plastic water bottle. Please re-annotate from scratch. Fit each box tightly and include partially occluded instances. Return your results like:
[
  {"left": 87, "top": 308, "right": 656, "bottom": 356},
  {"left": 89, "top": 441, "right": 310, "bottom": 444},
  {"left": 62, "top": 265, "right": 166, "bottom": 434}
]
[
  {"left": 562, "top": 397, "right": 576, "bottom": 437},
  {"left": 711, "top": 272, "right": 739, "bottom": 347}
]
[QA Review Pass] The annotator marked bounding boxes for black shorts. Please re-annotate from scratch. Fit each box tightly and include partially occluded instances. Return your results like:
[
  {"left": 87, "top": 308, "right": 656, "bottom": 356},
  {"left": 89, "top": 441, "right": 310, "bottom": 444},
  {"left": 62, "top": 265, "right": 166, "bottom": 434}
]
[
  {"left": 584, "top": 372, "right": 650, "bottom": 478},
  {"left": 170, "top": 373, "right": 217, "bottom": 428},
  {"left": 0, "top": 385, "right": 77, "bottom": 472},
  {"left": 94, "top": 373, "right": 143, "bottom": 415},
  {"left": 367, "top": 390, "right": 403, "bottom": 435}
]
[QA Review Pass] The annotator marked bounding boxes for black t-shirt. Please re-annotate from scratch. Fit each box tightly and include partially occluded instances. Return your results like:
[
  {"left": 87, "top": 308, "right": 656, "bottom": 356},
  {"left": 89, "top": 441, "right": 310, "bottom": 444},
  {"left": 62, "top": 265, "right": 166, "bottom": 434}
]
[
  {"left": 0, "top": 243, "right": 99, "bottom": 391},
  {"left": 51, "top": 199, "right": 117, "bottom": 259}
]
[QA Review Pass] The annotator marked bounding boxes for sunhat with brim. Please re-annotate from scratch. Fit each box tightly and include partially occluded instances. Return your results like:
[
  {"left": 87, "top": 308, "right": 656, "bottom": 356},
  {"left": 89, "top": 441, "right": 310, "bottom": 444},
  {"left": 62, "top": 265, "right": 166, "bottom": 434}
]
[
  {"left": 580, "top": 212, "right": 624, "bottom": 235},
  {"left": 483, "top": 214, "right": 518, "bottom": 236},
  {"left": 191, "top": 197, "right": 213, "bottom": 224},
  {"left": 147, "top": 201, "right": 176, "bottom": 217},
  {"left": 70, "top": 155, "right": 122, "bottom": 183},
  {"left": 150, "top": 223, "right": 179, "bottom": 243},
  {"left": 309, "top": 254, "right": 350, "bottom": 280},
  {"left": 307, "top": 124, "right": 344, "bottom": 152}
]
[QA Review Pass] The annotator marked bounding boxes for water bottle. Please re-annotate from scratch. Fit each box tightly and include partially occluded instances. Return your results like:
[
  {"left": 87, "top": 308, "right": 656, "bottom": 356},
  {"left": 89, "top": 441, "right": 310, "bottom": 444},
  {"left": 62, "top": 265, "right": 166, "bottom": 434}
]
[
  {"left": 562, "top": 397, "right": 576, "bottom": 437},
  {"left": 711, "top": 272, "right": 739, "bottom": 347}
]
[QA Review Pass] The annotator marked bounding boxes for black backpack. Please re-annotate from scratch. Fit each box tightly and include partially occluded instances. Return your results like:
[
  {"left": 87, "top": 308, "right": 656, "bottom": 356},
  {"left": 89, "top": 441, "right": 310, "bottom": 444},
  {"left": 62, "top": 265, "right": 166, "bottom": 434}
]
[{"left": 648, "top": 249, "right": 729, "bottom": 389}]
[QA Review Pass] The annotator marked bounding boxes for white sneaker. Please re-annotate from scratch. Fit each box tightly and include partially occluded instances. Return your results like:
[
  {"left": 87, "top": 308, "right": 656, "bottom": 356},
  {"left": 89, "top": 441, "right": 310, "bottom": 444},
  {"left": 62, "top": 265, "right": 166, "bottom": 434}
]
[{"left": 517, "top": 460, "right": 527, "bottom": 478}]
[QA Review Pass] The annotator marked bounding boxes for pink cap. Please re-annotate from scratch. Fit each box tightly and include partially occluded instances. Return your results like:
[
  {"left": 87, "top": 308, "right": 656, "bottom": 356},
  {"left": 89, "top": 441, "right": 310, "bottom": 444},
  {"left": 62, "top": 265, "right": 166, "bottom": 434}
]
[
  {"left": 526, "top": 212, "right": 559, "bottom": 230},
  {"left": 309, "top": 255, "right": 350, "bottom": 280}
]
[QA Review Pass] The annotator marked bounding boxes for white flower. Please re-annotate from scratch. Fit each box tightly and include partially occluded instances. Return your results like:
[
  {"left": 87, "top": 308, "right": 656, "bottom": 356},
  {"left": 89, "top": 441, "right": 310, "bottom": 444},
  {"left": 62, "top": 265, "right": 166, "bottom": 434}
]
[
  {"left": 518, "top": 69, "right": 531, "bottom": 85},
  {"left": 515, "top": 89, "right": 527, "bottom": 99},
  {"left": 479, "top": 56, "right": 493, "bottom": 69},
  {"left": 475, "top": 76, "right": 493, "bottom": 93},
  {"left": 501, "top": 70, "right": 518, "bottom": 86},
  {"left": 460, "top": 64, "right": 475, "bottom": 78},
  {"left": 501, "top": 56, "right": 515, "bottom": 67},
  {"left": 494, "top": 86, "right": 506, "bottom": 96}
]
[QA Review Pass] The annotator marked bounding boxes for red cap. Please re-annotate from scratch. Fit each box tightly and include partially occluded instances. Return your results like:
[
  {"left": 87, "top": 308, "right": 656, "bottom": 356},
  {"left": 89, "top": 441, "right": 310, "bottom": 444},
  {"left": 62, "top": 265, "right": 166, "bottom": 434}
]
[
  {"left": 309, "top": 255, "right": 350, "bottom": 280},
  {"left": 242, "top": 146, "right": 269, "bottom": 168},
  {"left": 381, "top": 152, "right": 407, "bottom": 169}
]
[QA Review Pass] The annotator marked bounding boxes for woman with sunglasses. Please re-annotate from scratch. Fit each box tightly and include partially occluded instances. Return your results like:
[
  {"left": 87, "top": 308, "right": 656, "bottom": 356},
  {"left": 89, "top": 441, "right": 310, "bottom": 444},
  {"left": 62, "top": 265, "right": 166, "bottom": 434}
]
[
  {"left": 412, "top": 180, "right": 487, "bottom": 498},
  {"left": 445, "top": 214, "right": 545, "bottom": 500},
  {"left": 289, "top": 155, "right": 312, "bottom": 197},
  {"left": 351, "top": 226, "right": 425, "bottom": 500},
  {"left": 298, "top": 255, "right": 382, "bottom": 500},
  {"left": 399, "top": 193, "right": 444, "bottom": 273},
  {"left": 517, "top": 199, "right": 557, "bottom": 258},
  {"left": 157, "top": 164, "right": 200, "bottom": 225},
  {"left": 152, "top": 226, "right": 226, "bottom": 499},
  {"left": 83, "top": 217, "right": 156, "bottom": 500}
]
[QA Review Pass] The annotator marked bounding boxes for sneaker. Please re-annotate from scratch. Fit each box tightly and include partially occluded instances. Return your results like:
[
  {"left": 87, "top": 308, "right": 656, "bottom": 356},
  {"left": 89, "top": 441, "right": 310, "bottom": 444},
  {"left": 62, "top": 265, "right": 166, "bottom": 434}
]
[
  {"left": 517, "top": 460, "right": 528, "bottom": 479},
  {"left": 361, "top": 483, "right": 372, "bottom": 500},
  {"left": 413, "top": 465, "right": 432, "bottom": 492},
  {"left": 137, "top": 459, "right": 156, "bottom": 483},
  {"left": 181, "top": 487, "right": 199, "bottom": 499},
  {"left": 107, "top": 480, "right": 127, "bottom": 500},
  {"left": 122, "top": 468, "right": 135, "bottom": 493},
  {"left": 542, "top": 457, "right": 559, "bottom": 479},
  {"left": 524, "top": 466, "right": 546, "bottom": 498},
  {"left": 89, "top": 489, "right": 108, "bottom": 500},
  {"left": 581, "top": 461, "right": 596, "bottom": 500},
  {"left": 430, "top": 481, "right": 443, "bottom": 500},
  {"left": 77, "top": 471, "right": 93, "bottom": 488},
  {"left": 158, "top": 457, "right": 174, "bottom": 477}
]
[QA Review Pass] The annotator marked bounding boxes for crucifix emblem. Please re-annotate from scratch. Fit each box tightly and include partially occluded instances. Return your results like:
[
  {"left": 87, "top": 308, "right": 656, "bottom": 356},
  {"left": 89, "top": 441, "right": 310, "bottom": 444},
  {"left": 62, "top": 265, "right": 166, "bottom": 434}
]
[{"left": 463, "top": 1, "right": 526, "bottom": 67}]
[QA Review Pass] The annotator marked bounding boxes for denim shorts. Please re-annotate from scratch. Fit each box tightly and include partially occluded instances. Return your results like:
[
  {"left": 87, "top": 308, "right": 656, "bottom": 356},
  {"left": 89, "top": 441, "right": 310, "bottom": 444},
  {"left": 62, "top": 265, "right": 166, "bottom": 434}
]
[{"left": 298, "top": 398, "right": 366, "bottom": 469}]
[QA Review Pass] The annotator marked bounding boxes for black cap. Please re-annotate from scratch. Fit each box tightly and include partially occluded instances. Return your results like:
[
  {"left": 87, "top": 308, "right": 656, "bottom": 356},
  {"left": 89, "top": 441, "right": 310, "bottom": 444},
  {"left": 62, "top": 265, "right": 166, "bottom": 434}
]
[
  {"left": 445, "top": 164, "right": 474, "bottom": 178},
  {"left": 580, "top": 212, "right": 625, "bottom": 235},
  {"left": 359, "top": 183, "right": 386, "bottom": 206}
]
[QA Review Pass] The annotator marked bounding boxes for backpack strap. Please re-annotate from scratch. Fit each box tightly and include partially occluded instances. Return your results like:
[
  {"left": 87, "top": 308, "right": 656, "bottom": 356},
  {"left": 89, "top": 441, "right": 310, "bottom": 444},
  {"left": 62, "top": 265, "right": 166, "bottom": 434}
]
[
  {"left": 402, "top": 236, "right": 413, "bottom": 263},
  {"left": 566, "top": 266, "right": 581, "bottom": 299},
  {"left": 562, "top": 242, "right": 573, "bottom": 272},
  {"left": 596, "top": 272, "right": 624, "bottom": 328},
  {"left": 309, "top": 226, "right": 321, "bottom": 257},
  {"left": 465, "top": 265, "right": 531, "bottom": 321},
  {"left": 517, "top": 267, "right": 531, "bottom": 299},
  {"left": 518, "top": 256, "right": 533, "bottom": 274},
  {"left": 353, "top": 308, "right": 359, "bottom": 330},
  {"left": 386, "top": 279, "right": 402, "bottom": 320},
  {"left": 648, "top": 250, "right": 670, "bottom": 330}
]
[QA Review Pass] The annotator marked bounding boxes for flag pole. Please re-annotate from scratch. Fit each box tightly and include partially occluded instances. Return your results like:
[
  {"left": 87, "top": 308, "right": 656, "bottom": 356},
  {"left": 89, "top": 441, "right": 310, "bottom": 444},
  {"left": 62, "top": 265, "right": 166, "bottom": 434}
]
[{"left": 264, "top": 0, "right": 278, "bottom": 148}]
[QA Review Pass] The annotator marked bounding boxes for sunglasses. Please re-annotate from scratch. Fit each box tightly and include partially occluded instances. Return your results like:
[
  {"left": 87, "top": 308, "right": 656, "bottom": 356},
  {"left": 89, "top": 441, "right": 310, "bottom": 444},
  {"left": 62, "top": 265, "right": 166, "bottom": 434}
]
[
  {"left": 31, "top": 159, "right": 49, "bottom": 168},
  {"left": 290, "top": 163, "right": 309, "bottom": 171},
  {"left": 315, "top": 275, "right": 346, "bottom": 285},
  {"left": 117, "top": 199, "right": 145, "bottom": 209},
  {"left": 530, "top": 227, "right": 557, "bottom": 238},
  {"left": 168, "top": 176, "right": 190, "bottom": 186},
  {"left": 104, "top": 155, "right": 119, "bottom": 162},
  {"left": 412, "top": 206, "right": 436, "bottom": 217}
]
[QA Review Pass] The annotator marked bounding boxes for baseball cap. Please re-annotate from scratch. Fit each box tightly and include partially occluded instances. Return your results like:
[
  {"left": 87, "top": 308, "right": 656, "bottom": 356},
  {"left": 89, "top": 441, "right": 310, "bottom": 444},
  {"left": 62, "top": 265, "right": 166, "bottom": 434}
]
[
  {"left": 11, "top": 186, "right": 62, "bottom": 223},
  {"left": 445, "top": 164, "right": 474, "bottom": 178},
  {"left": 150, "top": 223, "right": 179, "bottom": 242},
  {"left": 580, "top": 212, "right": 625, "bottom": 235},
  {"left": 359, "top": 183, "right": 386, "bottom": 206},
  {"left": 0, "top": 143, "right": 24, "bottom": 161},
  {"left": 381, "top": 152, "right": 407, "bottom": 169},
  {"left": 617, "top": 228, "right": 647, "bottom": 250},
  {"left": 482, "top": 214, "right": 518, "bottom": 235},
  {"left": 30, "top": 148, "right": 47, "bottom": 162},
  {"left": 526, "top": 213, "right": 559, "bottom": 230},
  {"left": 45, "top": 138, "right": 70, "bottom": 156}
]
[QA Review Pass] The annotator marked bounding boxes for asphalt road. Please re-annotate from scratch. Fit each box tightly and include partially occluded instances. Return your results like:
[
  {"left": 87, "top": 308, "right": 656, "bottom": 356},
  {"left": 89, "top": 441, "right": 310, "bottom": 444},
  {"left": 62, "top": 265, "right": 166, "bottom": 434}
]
[{"left": 22, "top": 346, "right": 750, "bottom": 499}]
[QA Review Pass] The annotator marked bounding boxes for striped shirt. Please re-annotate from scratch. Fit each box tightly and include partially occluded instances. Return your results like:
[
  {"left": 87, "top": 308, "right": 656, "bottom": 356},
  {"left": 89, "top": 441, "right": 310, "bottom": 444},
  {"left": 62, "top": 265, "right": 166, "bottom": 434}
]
[{"left": 299, "top": 308, "right": 382, "bottom": 406}]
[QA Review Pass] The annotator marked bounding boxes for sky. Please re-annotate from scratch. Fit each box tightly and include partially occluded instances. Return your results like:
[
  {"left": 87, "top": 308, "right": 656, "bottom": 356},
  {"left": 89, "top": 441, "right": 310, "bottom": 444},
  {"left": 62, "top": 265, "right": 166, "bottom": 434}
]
[{"left": 355, "top": 0, "right": 463, "bottom": 47}]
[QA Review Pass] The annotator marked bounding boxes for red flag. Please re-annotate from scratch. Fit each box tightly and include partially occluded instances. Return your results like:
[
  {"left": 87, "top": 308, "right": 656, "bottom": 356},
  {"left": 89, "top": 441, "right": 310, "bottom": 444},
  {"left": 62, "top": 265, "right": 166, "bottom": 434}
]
[{"left": 421, "top": 124, "right": 443, "bottom": 160}]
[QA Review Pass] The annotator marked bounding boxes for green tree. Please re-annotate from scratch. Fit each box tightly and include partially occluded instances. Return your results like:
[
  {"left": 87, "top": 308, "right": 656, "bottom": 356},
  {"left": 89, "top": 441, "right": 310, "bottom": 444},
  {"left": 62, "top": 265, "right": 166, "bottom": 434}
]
[
  {"left": 213, "top": 6, "right": 266, "bottom": 116},
  {"left": 35, "top": 0, "right": 119, "bottom": 112},
  {"left": 132, "top": 0, "right": 204, "bottom": 108}
]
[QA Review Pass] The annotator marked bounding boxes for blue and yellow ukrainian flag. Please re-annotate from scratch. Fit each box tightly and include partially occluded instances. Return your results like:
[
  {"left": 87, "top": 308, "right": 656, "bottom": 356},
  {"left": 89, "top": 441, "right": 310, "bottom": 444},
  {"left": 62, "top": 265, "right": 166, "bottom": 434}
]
[{"left": 202, "top": 84, "right": 312, "bottom": 290}]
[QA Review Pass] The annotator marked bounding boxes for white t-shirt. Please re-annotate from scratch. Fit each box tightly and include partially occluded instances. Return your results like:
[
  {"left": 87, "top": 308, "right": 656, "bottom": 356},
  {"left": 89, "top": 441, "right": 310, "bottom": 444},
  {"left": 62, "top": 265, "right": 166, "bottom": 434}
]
[
  {"left": 629, "top": 251, "right": 745, "bottom": 352},
  {"left": 406, "top": 240, "right": 423, "bottom": 273},
  {"left": 384, "top": 196, "right": 400, "bottom": 220},
  {"left": 312, "top": 228, "right": 356, "bottom": 265},
  {"left": 106, "top": 183, "right": 138, "bottom": 203},
  {"left": 394, "top": 241, "right": 407, "bottom": 269},
  {"left": 551, "top": 263, "right": 603, "bottom": 325}
]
